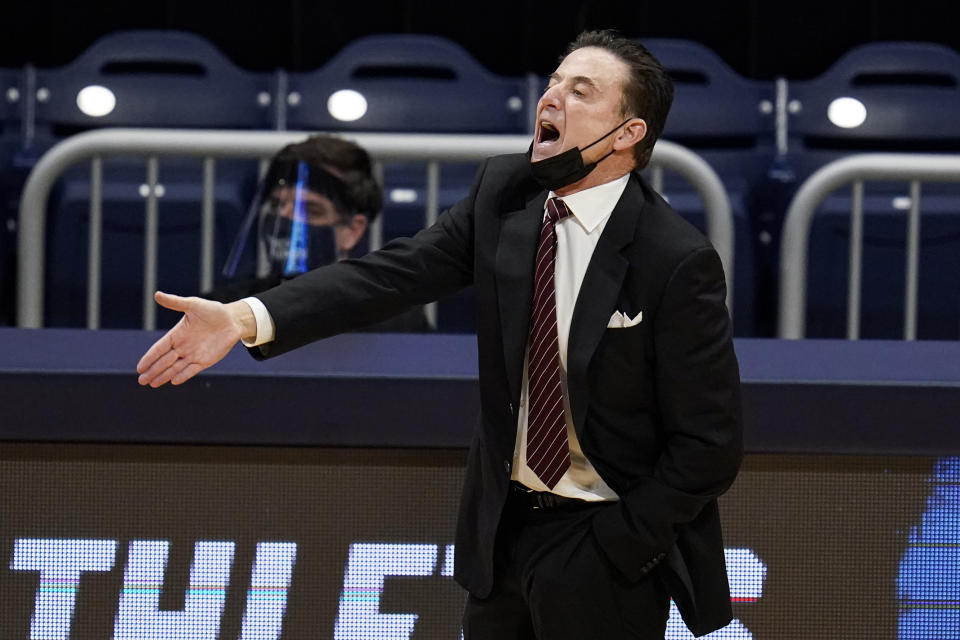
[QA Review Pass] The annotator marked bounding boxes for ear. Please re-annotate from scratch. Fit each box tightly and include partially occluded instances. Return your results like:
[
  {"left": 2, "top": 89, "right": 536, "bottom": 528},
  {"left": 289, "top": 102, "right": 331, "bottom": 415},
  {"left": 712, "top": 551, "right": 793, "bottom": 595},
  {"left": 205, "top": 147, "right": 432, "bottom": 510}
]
[
  {"left": 336, "top": 214, "right": 369, "bottom": 251},
  {"left": 613, "top": 118, "right": 647, "bottom": 152}
]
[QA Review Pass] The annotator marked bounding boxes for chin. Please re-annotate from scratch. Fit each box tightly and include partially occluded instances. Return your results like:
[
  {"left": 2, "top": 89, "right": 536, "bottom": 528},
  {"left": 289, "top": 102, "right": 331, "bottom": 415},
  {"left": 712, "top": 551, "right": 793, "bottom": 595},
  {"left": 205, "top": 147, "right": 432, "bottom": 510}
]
[{"left": 531, "top": 144, "right": 562, "bottom": 162}]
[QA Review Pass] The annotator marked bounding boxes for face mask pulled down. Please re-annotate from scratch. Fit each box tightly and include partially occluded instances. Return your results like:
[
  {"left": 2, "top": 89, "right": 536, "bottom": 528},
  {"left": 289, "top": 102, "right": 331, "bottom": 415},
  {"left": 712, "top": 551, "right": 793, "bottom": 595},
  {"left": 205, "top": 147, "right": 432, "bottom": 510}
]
[{"left": 529, "top": 119, "right": 630, "bottom": 191}]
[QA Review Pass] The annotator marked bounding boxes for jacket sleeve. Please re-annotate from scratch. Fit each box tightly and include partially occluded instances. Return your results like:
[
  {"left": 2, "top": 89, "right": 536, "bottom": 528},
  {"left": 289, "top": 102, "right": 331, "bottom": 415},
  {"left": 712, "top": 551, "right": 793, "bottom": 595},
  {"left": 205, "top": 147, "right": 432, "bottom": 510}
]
[
  {"left": 251, "top": 160, "right": 488, "bottom": 359},
  {"left": 591, "top": 245, "right": 743, "bottom": 581}
]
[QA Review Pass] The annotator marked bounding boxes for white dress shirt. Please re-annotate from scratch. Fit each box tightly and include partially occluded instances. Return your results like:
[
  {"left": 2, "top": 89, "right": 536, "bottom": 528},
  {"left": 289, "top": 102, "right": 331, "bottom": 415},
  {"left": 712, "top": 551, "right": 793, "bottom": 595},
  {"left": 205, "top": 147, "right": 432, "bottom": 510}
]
[
  {"left": 241, "top": 173, "right": 632, "bottom": 501},
  {"left": 511, "top": 174, "right": 629, "bottom": 501},
  {"left": 241, "top": 296, "right": 275, "bottom": 347}
]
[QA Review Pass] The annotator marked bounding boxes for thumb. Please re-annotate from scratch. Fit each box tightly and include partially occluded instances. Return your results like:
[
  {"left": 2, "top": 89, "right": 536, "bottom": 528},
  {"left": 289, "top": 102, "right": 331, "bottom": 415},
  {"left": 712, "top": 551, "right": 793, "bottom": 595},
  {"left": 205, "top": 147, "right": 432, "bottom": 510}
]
[{"left": 154, "top": 291, "right": 192, "bottom": 313}]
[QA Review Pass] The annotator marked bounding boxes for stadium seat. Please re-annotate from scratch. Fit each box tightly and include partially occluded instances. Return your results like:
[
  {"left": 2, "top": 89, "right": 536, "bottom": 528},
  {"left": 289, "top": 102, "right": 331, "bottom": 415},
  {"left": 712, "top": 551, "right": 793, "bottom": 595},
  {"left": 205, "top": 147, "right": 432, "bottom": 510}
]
[
  {"left": 0, "top": 66, "right": 22, "bottom": 325},
  {"left": 788, "top": 42, "right": 960, "bottom": 159},
  {"left": 43, "top": 162, "right": 258, "bottom": 329},
  {"left": 784, "top": 42, "right": 960, "bottom": 339},
  {"left": 285, "top": 34, "right": 527, "bottom": 134},
  {"left": 642, "top": 39, "right": 776, "bottom": 335},
  {"left": 287, "top": 34, "right": 531, "bottom": 332},
  {"left": 31, "top": 30, "right": 273, "bottom": 328},
  {"left": 285, "top": 32, "right": 529, "bottom": 230},
  {"left": 32, "top": 29, "right": 274, "bottom": 137}
]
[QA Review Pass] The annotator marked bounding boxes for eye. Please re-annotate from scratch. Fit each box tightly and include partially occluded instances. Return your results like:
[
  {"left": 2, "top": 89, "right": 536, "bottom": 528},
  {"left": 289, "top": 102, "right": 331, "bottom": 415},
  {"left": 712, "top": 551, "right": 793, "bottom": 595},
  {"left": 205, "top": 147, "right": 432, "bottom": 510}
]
[{"left": 307, "top": 203, "right": 338, "bottom": 225}]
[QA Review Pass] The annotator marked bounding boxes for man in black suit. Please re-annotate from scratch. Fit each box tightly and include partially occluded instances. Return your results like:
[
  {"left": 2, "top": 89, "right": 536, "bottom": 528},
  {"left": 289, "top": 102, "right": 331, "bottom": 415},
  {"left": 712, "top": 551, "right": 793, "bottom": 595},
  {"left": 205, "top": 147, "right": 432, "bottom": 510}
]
[{"left": 137, "top": 29, "right": 742, "bottom": 639}]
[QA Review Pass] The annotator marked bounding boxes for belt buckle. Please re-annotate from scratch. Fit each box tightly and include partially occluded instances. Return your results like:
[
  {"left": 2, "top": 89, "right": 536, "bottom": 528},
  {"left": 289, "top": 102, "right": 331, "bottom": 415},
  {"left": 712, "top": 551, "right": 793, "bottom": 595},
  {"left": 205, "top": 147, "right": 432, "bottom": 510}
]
[
  {"left": 532, "top": 491, "right": 561, "bottom": 510},
  {"left": 512, "top": 483, "right": 545, "bottom": 510}
]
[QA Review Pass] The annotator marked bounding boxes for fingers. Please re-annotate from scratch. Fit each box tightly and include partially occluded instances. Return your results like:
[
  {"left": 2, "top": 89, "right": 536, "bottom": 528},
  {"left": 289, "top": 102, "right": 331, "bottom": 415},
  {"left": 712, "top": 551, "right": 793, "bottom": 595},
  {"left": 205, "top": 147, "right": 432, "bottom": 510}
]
[
  {"left": 138, "top": 291, "right": 231, "bottom": 388},
  {"left": 150, "top": 356, "right": 195, "bottom": 388},
  {"left": 137, "top": 348, "right": 181, "bottom": 387},
  {"left": 154, "top": 291, "right": 192, "bottom": 313},
  {"left": 137, "top": 292, "right": 190, "bottom": 376},
  {"left": 138, "top": 347, "right": 208, "bottom": 388},
  {"left": 136, "top": 332, "right": 173, "bottom": 376}
]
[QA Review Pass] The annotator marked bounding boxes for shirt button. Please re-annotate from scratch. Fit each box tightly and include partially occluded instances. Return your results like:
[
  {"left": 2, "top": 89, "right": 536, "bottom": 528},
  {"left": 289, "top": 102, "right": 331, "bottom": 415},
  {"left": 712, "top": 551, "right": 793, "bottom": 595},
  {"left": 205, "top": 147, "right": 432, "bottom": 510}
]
[
  {"left": 508, "top": 402, "right": 514, "bottom": 415},
  {"left": 504, "top": 460, "right": 511, "bottom": 474}
]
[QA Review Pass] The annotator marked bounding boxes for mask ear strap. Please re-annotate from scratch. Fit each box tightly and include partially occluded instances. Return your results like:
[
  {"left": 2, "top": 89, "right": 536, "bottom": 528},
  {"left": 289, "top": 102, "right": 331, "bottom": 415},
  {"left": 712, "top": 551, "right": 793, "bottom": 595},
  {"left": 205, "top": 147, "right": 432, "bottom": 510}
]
[
  {"left": 586, "top": 147, "right": 617, "bottom": 170},
  {"left": 580, "top": 117, "right": 632, "bottom": 152}
]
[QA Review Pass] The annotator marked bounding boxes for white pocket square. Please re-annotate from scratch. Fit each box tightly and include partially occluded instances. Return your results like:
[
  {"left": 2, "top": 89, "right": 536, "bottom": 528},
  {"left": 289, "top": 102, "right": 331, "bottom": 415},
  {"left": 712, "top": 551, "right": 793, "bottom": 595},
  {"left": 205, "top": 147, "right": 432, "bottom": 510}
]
[{"left": 607, "top": 310, "right": 643, "bottom": 328}]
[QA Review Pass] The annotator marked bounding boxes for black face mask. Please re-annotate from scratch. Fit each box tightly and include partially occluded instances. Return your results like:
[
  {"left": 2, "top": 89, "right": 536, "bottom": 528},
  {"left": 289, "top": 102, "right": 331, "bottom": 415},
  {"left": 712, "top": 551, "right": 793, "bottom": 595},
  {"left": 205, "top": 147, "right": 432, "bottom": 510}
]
[
  {"left": 221, "top": 160, "right": 358, "bottom": 280},
  {"left": 258, "top": 213, "right": 339, "bottom": 277},
  {"left": 528, "top": 118, "right": 631, "bottom": 191}
]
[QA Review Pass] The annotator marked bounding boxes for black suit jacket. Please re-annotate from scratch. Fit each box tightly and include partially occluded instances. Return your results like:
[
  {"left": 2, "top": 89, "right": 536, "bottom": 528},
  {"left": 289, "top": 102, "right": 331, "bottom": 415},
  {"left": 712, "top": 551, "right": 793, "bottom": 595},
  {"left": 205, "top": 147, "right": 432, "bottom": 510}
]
[
  {"left": 201, "top": 273, "right": 432, "bottom": 333},
  {"left": 254, "top": 153, "right": 743, "bottom": 636}
]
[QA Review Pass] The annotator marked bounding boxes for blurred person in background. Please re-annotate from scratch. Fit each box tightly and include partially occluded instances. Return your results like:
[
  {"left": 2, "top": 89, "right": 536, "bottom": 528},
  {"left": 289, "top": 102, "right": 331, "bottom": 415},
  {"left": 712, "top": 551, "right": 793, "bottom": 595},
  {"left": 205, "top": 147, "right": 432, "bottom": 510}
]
[{"left": 205, "top": 133, "right": 429, "bottom": 333}]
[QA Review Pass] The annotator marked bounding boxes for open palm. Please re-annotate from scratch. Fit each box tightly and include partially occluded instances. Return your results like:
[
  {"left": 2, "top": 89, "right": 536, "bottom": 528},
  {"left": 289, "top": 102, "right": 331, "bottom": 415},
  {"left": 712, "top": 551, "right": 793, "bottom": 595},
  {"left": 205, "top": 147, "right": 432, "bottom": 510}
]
[{"left": 136, "top": 291, "right": 246, "bottom": 387}]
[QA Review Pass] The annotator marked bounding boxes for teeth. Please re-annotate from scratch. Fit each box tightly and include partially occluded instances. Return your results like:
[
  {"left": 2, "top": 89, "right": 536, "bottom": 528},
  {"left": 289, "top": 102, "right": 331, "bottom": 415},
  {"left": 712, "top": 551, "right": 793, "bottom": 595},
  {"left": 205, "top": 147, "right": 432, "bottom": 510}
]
[{"left": 541, "top": 122, "right": 556, "bottom": 131}]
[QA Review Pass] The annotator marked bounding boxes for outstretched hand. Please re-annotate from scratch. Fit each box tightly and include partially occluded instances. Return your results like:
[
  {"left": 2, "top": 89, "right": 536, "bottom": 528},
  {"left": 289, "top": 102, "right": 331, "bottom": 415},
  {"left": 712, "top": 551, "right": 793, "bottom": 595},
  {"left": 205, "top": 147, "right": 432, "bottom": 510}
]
[{"left": 136, "top": 291, "right": 254, "bottom": 387}]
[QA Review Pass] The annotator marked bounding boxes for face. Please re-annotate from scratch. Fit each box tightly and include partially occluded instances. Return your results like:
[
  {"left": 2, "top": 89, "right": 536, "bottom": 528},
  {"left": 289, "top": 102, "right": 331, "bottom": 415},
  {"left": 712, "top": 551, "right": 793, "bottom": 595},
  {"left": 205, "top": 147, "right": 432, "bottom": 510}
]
[
  {"left": 266, "top": 187, "right": 367, "bottom": 252},
  {"left": 531, "top": 47, "right": 631, "bottom": 164},
  {"left": 268, "top": 186, "right": 340, "bottom": 226}
]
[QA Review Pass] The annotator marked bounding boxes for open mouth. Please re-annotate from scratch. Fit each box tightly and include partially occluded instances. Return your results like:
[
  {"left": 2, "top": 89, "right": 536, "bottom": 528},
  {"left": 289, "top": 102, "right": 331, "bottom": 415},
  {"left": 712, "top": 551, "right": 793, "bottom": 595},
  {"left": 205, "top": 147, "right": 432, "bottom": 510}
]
[{"left": 538, "top": 121, "right": 560, "bottom": 144}]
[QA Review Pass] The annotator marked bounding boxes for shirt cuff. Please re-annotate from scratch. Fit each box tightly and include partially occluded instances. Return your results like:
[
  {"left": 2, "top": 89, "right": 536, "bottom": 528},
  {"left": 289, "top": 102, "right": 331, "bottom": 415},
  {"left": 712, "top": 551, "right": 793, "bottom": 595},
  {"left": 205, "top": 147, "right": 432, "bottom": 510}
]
[{"left": 240, "top": 297, "right": 276, "bottom": 347}]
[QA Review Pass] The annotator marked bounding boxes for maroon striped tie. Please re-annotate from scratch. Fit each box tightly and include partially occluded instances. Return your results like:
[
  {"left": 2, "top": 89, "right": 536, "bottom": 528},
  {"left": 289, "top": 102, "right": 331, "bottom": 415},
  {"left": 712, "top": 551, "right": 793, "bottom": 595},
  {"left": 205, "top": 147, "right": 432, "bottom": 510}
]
[{"left": 526, "top": 197, "right": 572, "bottom": 489}]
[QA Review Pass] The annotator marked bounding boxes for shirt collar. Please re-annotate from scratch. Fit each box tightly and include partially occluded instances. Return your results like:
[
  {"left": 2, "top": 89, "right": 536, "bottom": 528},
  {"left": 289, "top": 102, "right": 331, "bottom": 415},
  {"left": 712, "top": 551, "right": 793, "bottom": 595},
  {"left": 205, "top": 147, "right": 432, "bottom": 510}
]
[{"left": 547, "top": 173, "right": 631, "bottom": 234}]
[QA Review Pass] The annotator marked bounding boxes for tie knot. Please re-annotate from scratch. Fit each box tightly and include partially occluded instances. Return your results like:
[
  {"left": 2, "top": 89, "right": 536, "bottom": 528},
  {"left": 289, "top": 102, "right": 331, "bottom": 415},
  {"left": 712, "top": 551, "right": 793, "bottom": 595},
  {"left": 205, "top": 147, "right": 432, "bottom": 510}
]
[{"left": 546, "top": 198, "right": 571, "bottom": 224}]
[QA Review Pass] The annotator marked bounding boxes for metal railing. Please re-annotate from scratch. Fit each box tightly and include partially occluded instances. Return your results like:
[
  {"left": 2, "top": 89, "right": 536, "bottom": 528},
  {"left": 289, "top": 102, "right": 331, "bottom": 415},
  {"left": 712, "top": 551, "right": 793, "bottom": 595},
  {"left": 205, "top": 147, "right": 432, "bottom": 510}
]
[
  {"left": 17, "top": 128, "right": 734, "bottom": 329},
  {"left": 778, "top": 153, "right": 960, "bottom": 339}
]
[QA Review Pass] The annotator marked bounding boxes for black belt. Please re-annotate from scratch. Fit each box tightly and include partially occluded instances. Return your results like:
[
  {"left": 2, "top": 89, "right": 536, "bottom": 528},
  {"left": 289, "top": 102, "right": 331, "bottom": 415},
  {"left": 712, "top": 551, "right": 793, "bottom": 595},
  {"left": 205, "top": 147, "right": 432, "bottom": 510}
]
[{"left": 509, "top": 481, "right": 600, "bottom": 511}]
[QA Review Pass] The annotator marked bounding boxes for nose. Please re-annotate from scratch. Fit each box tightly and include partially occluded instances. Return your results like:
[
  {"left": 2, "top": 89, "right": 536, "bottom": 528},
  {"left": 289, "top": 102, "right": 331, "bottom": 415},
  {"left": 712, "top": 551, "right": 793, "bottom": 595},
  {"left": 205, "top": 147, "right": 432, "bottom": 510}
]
[{"left": 537, "top": 83, "right": 560, "bottom": 113}]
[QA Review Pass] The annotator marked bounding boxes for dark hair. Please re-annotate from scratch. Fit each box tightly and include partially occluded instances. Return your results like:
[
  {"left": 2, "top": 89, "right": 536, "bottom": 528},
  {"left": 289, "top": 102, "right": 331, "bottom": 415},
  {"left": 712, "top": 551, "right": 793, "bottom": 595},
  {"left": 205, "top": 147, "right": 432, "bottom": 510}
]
[
  {"left": 273, "top": 134, "right": 383, "bottom": 221},
  {"left": 565, "top": 29, "right": 674, "bottom": 169}
]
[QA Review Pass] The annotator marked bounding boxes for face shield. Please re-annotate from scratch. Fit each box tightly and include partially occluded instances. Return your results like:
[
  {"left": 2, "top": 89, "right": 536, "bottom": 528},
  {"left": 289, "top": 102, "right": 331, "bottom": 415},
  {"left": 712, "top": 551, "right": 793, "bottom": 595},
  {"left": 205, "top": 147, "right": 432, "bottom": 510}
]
[{"left": 222, "top": 158, "right": 357, "bottom": 280}]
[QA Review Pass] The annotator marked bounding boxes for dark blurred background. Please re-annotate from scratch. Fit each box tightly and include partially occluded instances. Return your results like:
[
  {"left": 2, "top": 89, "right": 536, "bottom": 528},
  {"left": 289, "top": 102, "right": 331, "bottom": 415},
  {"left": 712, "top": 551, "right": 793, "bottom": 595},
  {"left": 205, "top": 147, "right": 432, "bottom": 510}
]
[{"left": 2, "top": 0, "right": 958, "bottom": 79}]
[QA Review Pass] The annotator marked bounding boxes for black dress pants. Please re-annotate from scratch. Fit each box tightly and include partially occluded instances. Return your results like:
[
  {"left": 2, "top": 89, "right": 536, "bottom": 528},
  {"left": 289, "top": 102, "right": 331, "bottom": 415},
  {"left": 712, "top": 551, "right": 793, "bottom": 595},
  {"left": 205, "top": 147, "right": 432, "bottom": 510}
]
[{"left": 462, "top": 487, "right": 670, "bottom": 640}]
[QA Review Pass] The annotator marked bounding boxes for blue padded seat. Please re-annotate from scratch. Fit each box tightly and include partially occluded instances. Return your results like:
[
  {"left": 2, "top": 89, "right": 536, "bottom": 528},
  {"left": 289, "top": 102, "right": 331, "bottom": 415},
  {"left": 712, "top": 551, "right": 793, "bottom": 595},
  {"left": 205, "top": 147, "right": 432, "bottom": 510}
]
[
  {"left": 31, "top": 30, "right": 273, "bottom": 328},
  {"left": 32, "top": 29, "right": 274, "bottom": 137},
  {"left": 642, "top": 39, "right": 775, "bottom": 336},
  {"left": 785, "top": 42, "right": 960, "bottom": 339},
  {"left": 288, "top": 34, "right": 531, "bottom": 333},
  {"left": 788, "top": 42, "right": 960, "bottom": 155},
  {"left": 803, "top": 187, "right": 960, "bottom": 339},
  {"left": 286, "top": 32, "right": 529, "bottom": 237},
  {"left": 285, "top": 34, "right": 527, "bottom": 134},
  {"left": 43, "top": 160, "right": 256, "bottom": 329}
]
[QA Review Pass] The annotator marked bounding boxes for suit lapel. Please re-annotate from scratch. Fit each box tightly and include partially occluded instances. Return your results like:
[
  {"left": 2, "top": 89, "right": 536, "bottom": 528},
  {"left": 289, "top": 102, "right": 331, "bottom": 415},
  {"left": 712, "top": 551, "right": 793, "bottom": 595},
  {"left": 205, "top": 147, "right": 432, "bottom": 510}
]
[
  {"left": 566, "top": 175, "right": 644, "bottom": 434},
  {"left": 496, "top": 191, "right": 549, "bottom": 398}
]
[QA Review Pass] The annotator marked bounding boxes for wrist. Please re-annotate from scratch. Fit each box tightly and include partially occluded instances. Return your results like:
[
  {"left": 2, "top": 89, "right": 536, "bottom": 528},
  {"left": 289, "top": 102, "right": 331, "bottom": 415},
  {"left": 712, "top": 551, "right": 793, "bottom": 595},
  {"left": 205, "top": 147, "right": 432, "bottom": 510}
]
[{"left": 229, "top": 300, "right": 258, "bottom": 343}]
